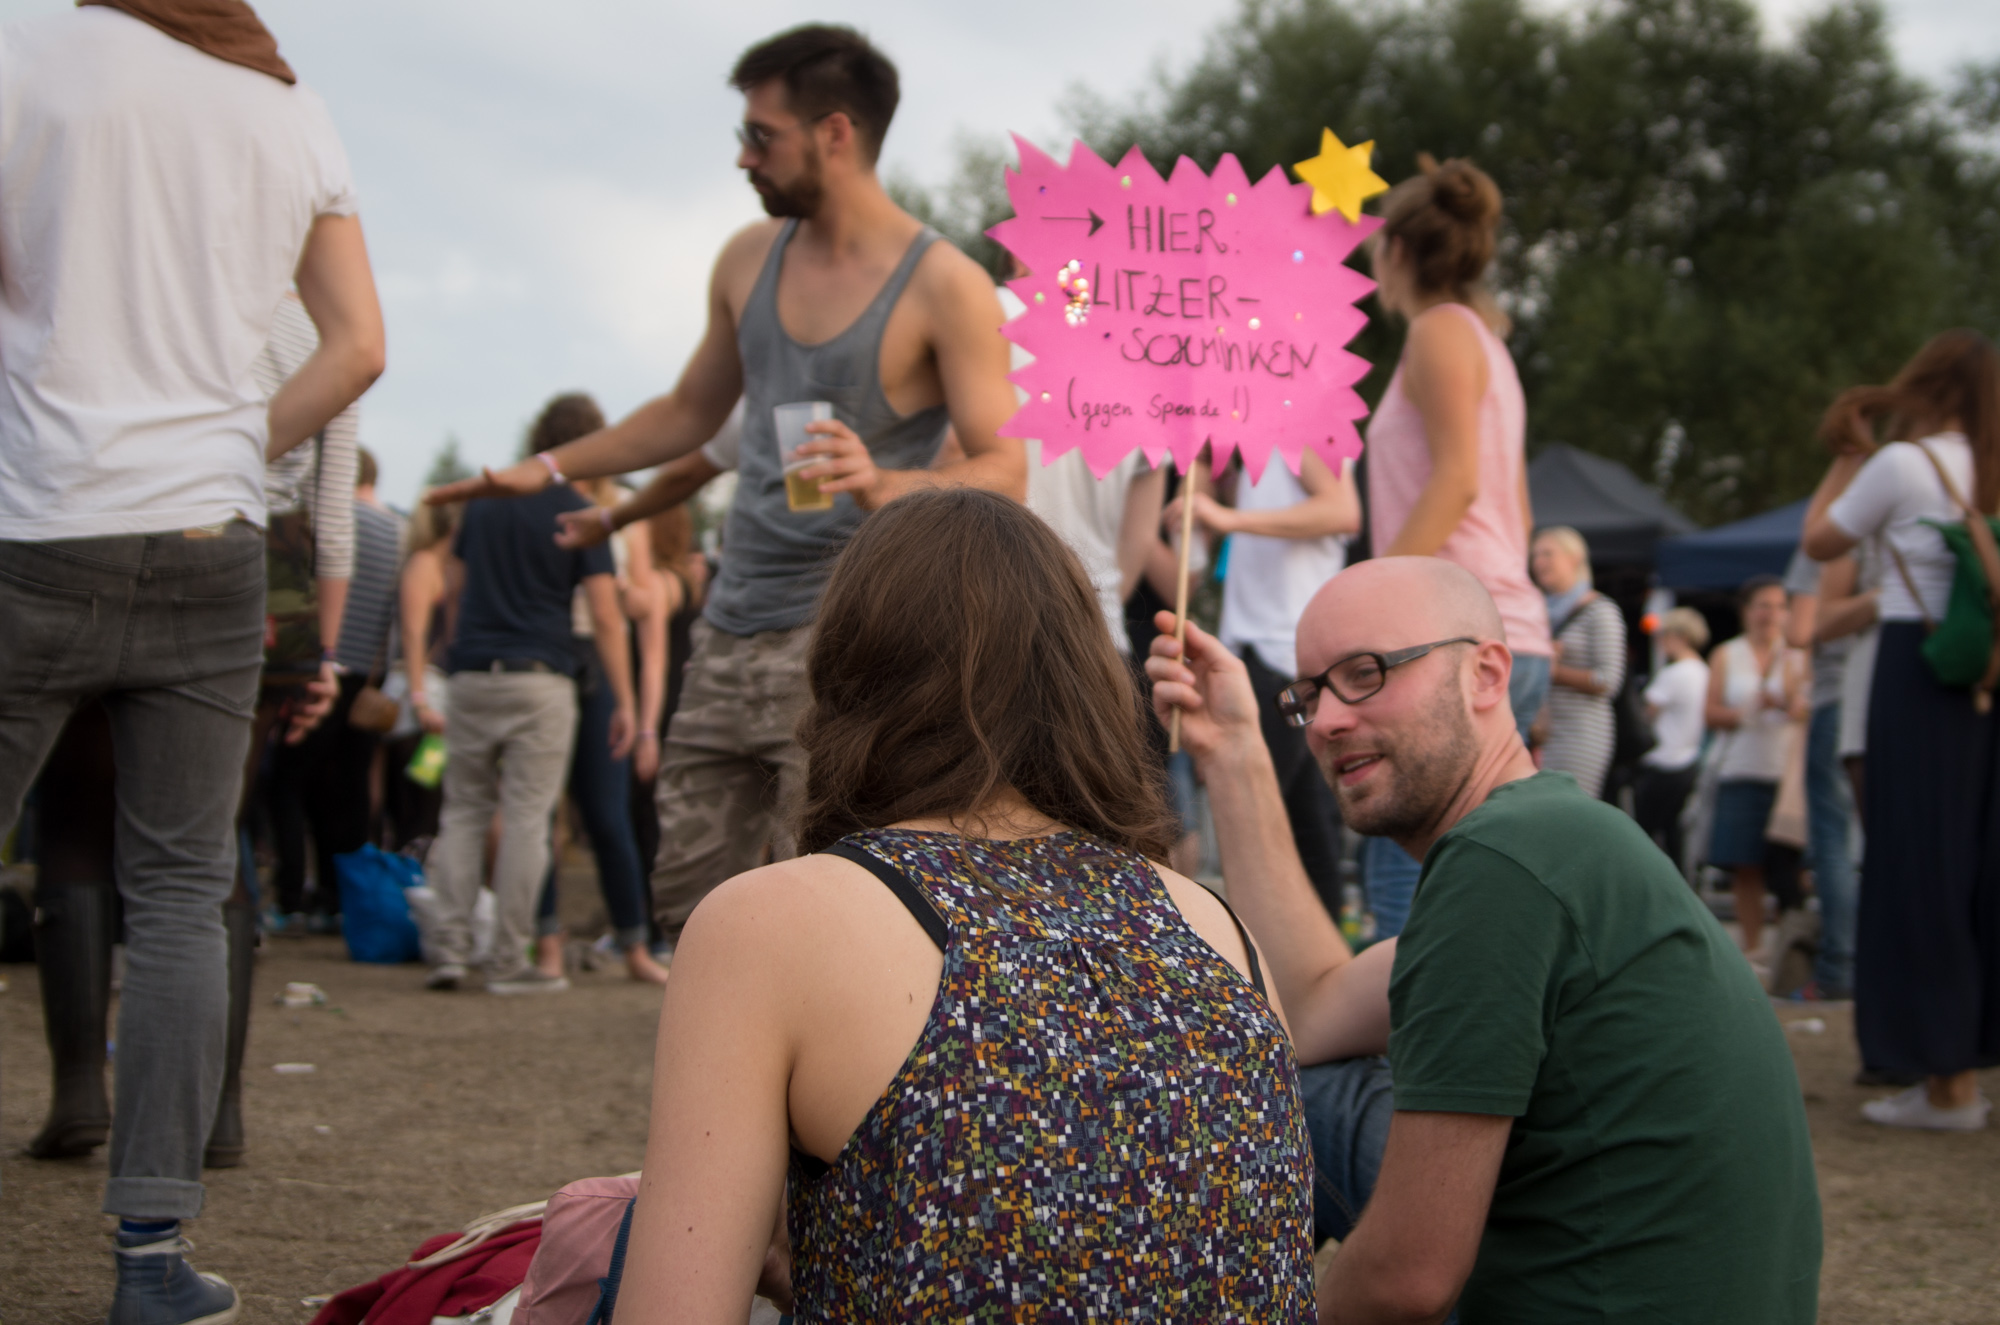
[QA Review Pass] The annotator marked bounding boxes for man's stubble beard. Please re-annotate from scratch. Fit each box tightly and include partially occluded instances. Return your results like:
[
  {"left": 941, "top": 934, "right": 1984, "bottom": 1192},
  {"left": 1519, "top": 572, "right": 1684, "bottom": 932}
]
[
  {"left": 751, "top": 146, "right": 824, "bottom": 219},
  {"left": 1319, "top": 673, "right": 1478, "bottom": 840}
]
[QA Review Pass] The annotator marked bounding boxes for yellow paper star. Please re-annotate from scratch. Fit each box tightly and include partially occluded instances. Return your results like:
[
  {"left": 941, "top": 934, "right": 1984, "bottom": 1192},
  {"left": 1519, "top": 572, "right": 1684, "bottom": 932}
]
[{"left": 1294, "top": 128, "right": 1389, "bottom": 223}]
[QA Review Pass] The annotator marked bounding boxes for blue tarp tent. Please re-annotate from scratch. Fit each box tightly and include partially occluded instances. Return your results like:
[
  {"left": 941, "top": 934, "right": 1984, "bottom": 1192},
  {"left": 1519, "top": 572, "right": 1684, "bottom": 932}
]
[{"left": 1653, "top": 499, "right": 1807, "bottom": 591}]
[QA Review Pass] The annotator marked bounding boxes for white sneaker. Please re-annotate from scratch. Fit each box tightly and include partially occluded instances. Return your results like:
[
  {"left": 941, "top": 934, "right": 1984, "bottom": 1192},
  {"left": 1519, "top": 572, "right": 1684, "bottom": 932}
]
[
  {"left": 425, "top": 963, "right": 467, "bottom": 991},
  {"left": 1861, "top": 1086, "right": 1992, "bottom": 1131},
  {"left": 487, "top": 969, "right": 570, "bottom": 996}
]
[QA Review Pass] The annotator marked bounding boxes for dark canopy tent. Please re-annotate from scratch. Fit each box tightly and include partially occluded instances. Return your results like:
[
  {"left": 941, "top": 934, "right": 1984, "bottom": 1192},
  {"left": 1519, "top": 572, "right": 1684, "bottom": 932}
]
[
  {"left": 1654, "top": 499, "right": 1808, "bottom": 592},
  {"left": 1526, "top": 444, "right": 1696, "bottom": 566}
]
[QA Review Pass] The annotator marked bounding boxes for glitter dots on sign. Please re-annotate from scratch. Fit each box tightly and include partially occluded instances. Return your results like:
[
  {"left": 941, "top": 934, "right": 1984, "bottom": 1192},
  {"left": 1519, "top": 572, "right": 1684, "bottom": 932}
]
[{"left": 1058, "top": 259, "right": 1092, "bottom": 327}]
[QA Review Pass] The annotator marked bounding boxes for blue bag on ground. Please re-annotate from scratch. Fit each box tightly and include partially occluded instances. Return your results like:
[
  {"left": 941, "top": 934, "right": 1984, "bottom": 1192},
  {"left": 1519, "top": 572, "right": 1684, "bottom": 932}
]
[{"left": 335, "top": 845, "right": 424, "bottom": 963}]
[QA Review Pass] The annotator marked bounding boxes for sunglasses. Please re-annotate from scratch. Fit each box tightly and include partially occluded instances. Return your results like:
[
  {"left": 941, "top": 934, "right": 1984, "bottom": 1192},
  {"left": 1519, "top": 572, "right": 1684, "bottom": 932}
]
[{"left": 734, "top": 113, "right": 831, "bottom": 155}]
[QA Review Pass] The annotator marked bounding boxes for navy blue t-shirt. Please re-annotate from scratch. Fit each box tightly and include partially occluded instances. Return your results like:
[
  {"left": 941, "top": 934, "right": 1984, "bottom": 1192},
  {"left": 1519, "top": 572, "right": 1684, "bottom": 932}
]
[{"left": 447, "top": 486, "right": 614, "bottom": 676}]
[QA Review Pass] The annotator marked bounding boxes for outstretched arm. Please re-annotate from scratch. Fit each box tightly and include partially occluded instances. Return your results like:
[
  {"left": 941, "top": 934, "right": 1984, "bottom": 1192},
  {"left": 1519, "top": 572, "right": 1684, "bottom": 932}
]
[
  {"left": 430, "top": 232, "right": 758, "bottom": 504},
  {"left": 556, "top": 449, "right": 725, "bottom": 550},
  {"left": 1145, "top": 612, "right": 1392, "bottom": 1062}
]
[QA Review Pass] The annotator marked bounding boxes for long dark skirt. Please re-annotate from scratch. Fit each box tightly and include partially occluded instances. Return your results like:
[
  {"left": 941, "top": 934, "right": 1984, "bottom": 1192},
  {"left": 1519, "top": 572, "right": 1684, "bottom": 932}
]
[{"left": 1856, "top": 622, "right": 2000, "bottom": 1076}]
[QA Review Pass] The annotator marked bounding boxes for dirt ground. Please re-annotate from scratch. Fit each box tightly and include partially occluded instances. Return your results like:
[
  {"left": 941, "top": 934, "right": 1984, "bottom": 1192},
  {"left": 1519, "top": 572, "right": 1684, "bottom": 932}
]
[{"left": 3, "top": 916, "right": 1998, "bottom": 1323}]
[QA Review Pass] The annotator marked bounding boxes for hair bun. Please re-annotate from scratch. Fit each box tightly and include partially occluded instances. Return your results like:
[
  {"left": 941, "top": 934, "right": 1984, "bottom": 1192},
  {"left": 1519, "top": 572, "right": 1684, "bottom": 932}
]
[{"left": 1427, "top": 156, "right": 1502, "bottom": 226}]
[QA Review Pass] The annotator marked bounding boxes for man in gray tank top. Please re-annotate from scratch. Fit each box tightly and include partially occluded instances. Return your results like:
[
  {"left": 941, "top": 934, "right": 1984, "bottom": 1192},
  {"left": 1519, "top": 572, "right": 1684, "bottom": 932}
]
[{"left": 430, "top": 24, "right": 1021, "bottom": 944}]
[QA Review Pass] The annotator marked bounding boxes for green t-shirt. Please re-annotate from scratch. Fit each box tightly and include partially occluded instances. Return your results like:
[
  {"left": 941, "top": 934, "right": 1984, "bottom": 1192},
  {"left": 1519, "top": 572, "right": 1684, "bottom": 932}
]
[{"left": 1389, "top": 773, "right": 1821, "bottom": 1323}]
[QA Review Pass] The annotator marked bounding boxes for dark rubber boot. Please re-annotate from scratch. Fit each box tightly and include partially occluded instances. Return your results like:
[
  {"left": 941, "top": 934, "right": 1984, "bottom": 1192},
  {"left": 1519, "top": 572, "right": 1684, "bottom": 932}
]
[
  {"left": 202, "top": 901, "right": 257, "bottom": 1169},
  {"left": 24, "top": 883, "right": 115, "bottom": 1159}
]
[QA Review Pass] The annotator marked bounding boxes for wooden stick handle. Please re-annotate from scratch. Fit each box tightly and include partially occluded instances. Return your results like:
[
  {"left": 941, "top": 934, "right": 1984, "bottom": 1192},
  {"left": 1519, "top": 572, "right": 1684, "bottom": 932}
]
[{"left": 1167, "top": 469, "right": 1199, "bottom": 753}]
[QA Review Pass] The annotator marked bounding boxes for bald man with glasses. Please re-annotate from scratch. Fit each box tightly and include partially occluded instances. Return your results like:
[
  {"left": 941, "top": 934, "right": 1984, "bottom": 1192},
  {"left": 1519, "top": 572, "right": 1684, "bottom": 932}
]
[{"left": 1149, "top": 555, "right": 1821, "bottom": 1325}]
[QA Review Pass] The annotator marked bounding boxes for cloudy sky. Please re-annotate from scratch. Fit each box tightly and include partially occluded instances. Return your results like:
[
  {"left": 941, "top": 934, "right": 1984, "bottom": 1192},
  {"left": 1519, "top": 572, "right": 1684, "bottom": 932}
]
[{"left": 2, "top": 0, "right": 1993, "bottom": 503}]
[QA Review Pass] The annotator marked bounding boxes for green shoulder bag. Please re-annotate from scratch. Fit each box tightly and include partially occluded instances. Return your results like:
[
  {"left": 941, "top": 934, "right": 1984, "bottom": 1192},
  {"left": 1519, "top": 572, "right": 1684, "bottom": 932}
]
[{"left": 1886, "top": 443, "right": 2000, "bottom": 713}]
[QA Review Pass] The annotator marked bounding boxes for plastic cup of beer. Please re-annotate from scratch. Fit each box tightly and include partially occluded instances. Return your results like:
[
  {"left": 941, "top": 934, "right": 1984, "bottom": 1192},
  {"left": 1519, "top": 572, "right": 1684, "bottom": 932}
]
[{"left": 775, "top": 401, "right": 836, "bottom": 512}]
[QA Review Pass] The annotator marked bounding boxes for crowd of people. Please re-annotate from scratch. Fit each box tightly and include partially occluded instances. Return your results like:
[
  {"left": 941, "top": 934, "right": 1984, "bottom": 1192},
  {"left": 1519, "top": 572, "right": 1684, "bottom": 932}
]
[{"left": 1, "top": 4, "right": 1994, "bottom": 1324}]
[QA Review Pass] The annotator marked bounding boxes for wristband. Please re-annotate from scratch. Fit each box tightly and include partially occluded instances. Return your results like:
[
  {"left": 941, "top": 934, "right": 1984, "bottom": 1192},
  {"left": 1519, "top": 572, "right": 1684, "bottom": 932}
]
[
  {"left": 599, "top": 506, "right": 617, "bottom": 534},
  {"left": 535, "top": 451, "right": 565, "bottom": 485}
]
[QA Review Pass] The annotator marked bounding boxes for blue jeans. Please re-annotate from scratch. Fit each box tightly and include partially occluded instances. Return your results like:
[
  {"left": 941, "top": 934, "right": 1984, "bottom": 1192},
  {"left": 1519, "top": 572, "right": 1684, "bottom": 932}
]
[
  {"left": 1297, "top": 1057, "right": 1397, "bottom": 1242},
  {"left": 1364, "top": 654, "right": 1550, "bottom": 938},
  {"left": 1806, "top": 702, "right": 1856, "bottom": 994},
  {"left": 537, "top": 648, "right": 650, "bottom": 950},
  {"left": 0, "top": 526, "right": 265, "bottom": 1218}
]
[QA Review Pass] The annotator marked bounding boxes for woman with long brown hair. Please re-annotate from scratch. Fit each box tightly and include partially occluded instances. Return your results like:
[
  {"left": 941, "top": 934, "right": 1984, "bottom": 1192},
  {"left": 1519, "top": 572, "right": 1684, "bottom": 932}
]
[
  {"left": 1804, "top": 328, "right": 2000, "bottom": 1130},
  {"left": 614, "top": 488, "right": 1316, "bottom": 1322}
]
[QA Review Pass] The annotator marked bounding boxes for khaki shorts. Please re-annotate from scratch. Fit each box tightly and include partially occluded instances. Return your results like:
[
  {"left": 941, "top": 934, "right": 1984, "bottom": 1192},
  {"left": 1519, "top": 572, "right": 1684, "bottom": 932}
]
[{"left": 650, "top": 618, "right": 811, "bottom": 938}]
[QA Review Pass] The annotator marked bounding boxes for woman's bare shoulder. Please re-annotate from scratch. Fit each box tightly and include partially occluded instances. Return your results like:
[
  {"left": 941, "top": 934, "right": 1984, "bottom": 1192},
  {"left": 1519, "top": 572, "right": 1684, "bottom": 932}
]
[{"left": 680, "top": 852, "right": 936, "bottom": 969}]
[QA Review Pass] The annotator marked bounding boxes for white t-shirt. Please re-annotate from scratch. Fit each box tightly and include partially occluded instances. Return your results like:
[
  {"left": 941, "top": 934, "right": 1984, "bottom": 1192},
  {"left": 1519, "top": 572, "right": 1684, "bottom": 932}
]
[
  {"left": 1641, "top": 657, "right": 1709, "bottom": 771},
  {"left": 1219, "top": 460, "right": 1349, "bottom": 679},
  {"left": 0, "top": 9, "right": 358, "bottom": 539},
  {"left": 1827, "top": 432, "right": 1976, "bottom": 622},
  {"left": 1027, "top": 443, "right": 1145, "bottom": 655},
  {"left": 1001, "top": 287, "right": 1146, "bottom": 654}
]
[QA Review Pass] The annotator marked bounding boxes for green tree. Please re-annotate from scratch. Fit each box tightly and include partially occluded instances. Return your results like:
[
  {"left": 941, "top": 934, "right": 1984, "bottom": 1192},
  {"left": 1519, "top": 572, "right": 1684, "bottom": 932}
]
[
  {"left": 917, "top": 0, "right": 2000, "bottom": 523},
  {"left": 423, "top": 434, "right": 472, "bottom": 490}
]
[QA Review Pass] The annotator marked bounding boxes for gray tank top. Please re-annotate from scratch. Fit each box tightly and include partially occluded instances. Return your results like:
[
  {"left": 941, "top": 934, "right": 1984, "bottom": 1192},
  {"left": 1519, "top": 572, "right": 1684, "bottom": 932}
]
[{"left": 704, "top": 221, "right": 951, "bottom": 636}]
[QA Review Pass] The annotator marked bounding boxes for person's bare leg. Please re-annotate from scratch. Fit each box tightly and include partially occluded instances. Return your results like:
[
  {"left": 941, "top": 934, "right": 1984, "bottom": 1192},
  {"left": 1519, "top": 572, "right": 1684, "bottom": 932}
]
[
  {"left": 1733, "top": 866, "right": 1767, "bottom": 956},
  {"left": 1928, "top": 1070, "right": 1979, "bottom": 1110},
  {"left": 536, "top": 931, "right": 566, "bottom": 977},
  {"left": 624, "top": 943, "right": 671, "bottom": 985}
]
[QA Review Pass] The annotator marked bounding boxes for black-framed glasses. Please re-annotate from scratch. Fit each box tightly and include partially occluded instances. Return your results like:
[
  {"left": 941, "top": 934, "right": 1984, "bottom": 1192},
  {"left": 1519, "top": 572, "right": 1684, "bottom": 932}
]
[
  {"left": 1277, "top": 637, "right": 1480, "bottom": 727},
  {"left": 735, "top": 113, "right": 830, "bottom": 155}
]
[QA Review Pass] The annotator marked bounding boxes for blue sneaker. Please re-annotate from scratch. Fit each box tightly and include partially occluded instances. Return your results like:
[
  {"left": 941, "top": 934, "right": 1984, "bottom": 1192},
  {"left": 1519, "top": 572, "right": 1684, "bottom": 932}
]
[{"left": 109, "top": 1228, "right": 239, "bottom": 1325}]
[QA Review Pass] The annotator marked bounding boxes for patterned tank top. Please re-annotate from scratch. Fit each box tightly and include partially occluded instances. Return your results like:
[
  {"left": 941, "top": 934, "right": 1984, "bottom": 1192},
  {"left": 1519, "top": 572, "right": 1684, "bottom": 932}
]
[{"left": 789, "top": 828, "right": 1315, "bottom": 1322}]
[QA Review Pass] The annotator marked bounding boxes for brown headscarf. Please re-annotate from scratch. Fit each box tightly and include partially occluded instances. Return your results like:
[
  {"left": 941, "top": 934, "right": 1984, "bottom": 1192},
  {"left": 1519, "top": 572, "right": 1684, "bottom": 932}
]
[{"left": 79, "top": 0, "right": 294, "bottom": 85}]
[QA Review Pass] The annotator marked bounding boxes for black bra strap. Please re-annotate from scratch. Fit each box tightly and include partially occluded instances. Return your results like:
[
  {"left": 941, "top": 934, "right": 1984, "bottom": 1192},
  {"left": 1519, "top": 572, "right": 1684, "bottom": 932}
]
[
  {"left": 1212, "top": 892, "right": 1269, "bottom": 1001},
  {"left": 823, "top": 842, "right": 950, "bottom": 952}
]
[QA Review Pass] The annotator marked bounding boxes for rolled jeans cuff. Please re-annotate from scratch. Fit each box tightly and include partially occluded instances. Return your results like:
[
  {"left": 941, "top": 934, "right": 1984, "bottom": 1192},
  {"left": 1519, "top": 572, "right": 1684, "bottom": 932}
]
[{"left": 103, "top": 1175, "right": 206, "bottom": 1221}]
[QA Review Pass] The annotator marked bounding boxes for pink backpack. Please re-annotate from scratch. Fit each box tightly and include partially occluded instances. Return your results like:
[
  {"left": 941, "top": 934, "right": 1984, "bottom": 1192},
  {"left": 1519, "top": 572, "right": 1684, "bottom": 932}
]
[{"left": 513, "top": 1175, "right": 640, "bottom": 1325}]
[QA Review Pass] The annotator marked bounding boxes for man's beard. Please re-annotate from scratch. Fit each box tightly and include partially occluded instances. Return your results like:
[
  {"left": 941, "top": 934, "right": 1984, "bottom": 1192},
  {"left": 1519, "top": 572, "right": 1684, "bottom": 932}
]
[
  {"left": 1318, "top": 674, "right": 1477, "bottom": 840},
  {"left": 749, "top": 154, "right": 823, "bottom": 219}
]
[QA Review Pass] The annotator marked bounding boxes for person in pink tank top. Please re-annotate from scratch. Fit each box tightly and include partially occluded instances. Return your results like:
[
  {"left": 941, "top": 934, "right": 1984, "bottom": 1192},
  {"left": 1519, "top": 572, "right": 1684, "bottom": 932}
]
[{"left": 1357, "top": 155, "right": 1551, "bottom": 938}]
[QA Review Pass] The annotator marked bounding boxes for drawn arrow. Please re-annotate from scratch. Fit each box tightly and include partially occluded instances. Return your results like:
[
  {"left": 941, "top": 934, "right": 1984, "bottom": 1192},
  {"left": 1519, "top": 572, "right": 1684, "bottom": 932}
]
[{"left": 1042, "top": 209, "right": 1105, "bottom": 237}]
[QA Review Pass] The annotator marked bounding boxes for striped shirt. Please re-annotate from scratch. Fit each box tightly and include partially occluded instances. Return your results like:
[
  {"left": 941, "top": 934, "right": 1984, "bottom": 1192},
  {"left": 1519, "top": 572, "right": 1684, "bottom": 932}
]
[
  {"left": 252, "top": 293, "right": 359, "bottom": 578},
  {"left": 338, "top": 500, "right": 404, "bottom": 674},
  {"left": 1540, "top": 594, "right": 1627, "bottom": 799}
]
